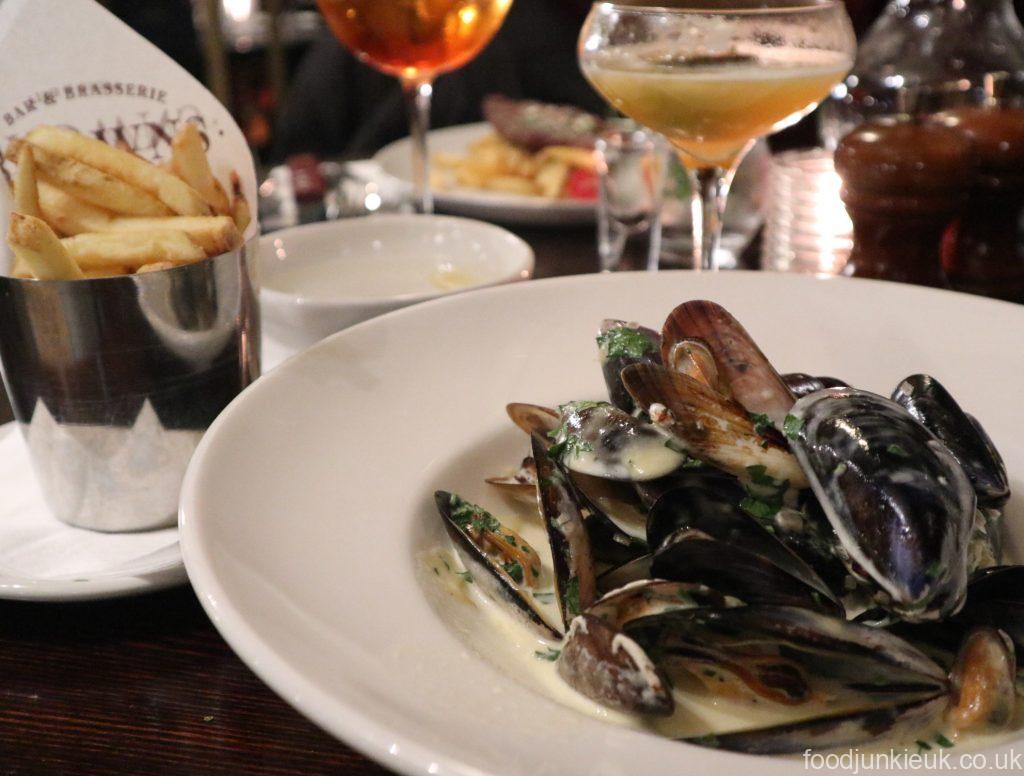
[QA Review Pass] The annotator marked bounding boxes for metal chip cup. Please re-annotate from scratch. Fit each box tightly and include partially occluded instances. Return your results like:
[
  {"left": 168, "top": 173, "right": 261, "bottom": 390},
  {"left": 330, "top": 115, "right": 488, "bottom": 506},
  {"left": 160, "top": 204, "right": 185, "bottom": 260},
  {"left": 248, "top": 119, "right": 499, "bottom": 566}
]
[{"left": 0, "top": 237, "right": 260, "bottom": 531}]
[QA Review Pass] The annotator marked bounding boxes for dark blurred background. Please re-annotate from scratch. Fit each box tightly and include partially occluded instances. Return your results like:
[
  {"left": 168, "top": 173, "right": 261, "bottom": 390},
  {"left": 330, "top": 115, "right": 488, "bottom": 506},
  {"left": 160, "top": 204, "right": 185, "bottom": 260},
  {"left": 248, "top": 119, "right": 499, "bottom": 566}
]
[{"left": 102, "top": 0, "right": 1024, "bottom": 165}]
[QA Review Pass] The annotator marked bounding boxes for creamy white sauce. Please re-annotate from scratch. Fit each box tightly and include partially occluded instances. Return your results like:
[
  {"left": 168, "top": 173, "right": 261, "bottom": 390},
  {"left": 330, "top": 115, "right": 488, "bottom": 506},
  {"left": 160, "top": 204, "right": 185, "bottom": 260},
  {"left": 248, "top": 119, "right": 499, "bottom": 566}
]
[{"left": 265, "top": 257, "right": 481, "bottom": 300}]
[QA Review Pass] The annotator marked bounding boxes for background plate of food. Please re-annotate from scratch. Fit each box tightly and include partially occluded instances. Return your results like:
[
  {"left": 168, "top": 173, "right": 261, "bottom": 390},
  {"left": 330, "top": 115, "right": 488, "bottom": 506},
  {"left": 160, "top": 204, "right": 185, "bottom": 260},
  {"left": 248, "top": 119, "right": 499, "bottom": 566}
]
[
  {"left": 180, "top": 271, "right": 1024, "bottom": 776},
  {"left": 375, "top": 96, "right": 604, "bottom": 227}
]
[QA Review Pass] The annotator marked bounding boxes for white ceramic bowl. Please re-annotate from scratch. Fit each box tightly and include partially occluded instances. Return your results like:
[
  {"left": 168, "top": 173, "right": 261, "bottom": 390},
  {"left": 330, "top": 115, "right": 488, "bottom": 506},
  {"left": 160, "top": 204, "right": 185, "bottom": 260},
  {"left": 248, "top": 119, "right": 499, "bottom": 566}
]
[
  {"left": 180, "top": 271, "right": 1024, "bottom": 776},
  {"left": 259, "top": 214, "right": 534, "bottom": 349}
]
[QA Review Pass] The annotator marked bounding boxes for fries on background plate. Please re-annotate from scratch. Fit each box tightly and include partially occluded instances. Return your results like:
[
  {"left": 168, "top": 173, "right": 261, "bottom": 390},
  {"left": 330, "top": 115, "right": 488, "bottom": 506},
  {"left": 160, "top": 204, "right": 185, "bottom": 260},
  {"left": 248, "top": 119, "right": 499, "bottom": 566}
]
[{"left": 4, "top": 123, "right": 250, "bottom": 280}]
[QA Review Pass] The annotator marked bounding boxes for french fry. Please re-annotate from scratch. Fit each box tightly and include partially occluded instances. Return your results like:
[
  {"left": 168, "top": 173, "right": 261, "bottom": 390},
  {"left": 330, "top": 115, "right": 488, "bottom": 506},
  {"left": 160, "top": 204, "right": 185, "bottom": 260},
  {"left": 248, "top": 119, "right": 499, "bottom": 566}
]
[
  {"left": 536, "top": 145, "right": 597, "bottom": 170},
  {"left": 14, "top": 145, "right": 41, "bottom": 217},
  {"left": 11, "top": 146, "right": 41, "bottom": 277},
  {"left": 105, "top": 215, "right": 241, "bottom": 256},
  {"left": 37, "top": 180, "right": 115, "bottom": 235},
  {"left": 27, "top": 125, "right": 211, "bottom": 216},
  {"left": 135, "top": 261, "right": 177, "bottom": 274},
  {"left": 61, "top": 230, "right": 205, "bottom": 269},
  {"left": 483, "top": 176, "right": 537, "bottom": 196},
  {"left": 535, "top": 160, "right": 570, "bottom": 199},
  {"left": 7, "top": 213, "right": 84, "bottom": 280},
  {"left": 171, "top": 123, "right": 231, "bottom": 215},
  {"left": 229, "top": 171, "right": 251, "bottom": 234},
  {"left": 31, "top": 144, "right": 173, "bottom": 217}
]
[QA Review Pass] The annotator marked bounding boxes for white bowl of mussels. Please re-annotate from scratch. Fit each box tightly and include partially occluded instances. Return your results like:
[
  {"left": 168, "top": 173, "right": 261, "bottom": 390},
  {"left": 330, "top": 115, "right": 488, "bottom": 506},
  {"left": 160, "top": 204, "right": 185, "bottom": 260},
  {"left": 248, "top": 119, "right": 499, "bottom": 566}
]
[{"left": 180, "top": 271, "right": 1024, "bottom": 776}]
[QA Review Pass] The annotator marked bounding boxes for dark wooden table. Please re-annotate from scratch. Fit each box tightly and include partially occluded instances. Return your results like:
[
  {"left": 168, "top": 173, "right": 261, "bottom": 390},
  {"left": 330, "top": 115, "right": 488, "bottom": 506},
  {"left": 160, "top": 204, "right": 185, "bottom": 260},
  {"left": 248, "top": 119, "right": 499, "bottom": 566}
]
[{"left": 0, "top": 224, "right": 604, "bottom": 775}]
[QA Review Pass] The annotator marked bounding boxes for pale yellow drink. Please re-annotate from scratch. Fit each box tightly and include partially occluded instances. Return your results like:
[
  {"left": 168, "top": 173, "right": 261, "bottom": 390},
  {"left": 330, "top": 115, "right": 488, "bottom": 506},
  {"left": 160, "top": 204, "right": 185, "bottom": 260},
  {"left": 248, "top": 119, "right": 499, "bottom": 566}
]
[{"left": 584, "top": 49, "right": 849, "bottom": 168}]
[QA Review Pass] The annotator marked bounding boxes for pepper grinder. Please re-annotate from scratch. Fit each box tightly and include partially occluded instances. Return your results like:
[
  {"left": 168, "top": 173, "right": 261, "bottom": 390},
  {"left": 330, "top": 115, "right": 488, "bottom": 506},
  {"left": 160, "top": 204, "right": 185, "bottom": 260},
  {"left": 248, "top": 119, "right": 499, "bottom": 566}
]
[
  {"left": 939, "top": 106, "right": 1024, "bottom": 302},
  {"left": 834, "top": 116, "right": 971, "bottom": 287}
]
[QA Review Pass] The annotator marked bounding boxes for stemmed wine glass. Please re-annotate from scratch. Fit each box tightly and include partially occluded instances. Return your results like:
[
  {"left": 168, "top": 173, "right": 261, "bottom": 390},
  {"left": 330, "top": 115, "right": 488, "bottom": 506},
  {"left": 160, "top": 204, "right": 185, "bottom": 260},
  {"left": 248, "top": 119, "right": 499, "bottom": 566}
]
[
  {"left": 317, "top": 0, "right": 514, "bottom": 213},
  {"left": 579, "top": 0, "right": 856, "bottom": 270}
]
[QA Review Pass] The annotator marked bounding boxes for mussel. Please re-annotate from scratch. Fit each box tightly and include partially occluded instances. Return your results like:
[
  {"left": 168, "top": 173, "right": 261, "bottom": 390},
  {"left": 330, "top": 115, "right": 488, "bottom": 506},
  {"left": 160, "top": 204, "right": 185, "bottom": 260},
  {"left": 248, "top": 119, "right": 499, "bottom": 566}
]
[
  {"left": 549, "top": 400, "right": 686, "bottom": 482},
  {"left": 597, "top": 320, "right": 661, "bottom": 412},
  {"left": 662, "top": 300, "right": 796, "bottom": 428},
  {"left": 892, "top": 375, "right": 1010, "bottom": 508},
  {"left": 622, "top": 363, "right": 808, "bottom": 487},
  {"left": 434, "top": 491, "right": 560, "bottom": 639},
  {"left": 789, "top": 388, "right": 975, "bottom": 621}
]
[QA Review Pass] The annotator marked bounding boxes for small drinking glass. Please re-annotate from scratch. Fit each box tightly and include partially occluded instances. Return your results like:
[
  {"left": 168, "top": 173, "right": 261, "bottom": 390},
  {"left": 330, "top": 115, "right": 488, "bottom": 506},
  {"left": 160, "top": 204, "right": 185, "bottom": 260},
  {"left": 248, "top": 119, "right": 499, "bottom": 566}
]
[{"left": 595, "top": 124, "right": 667, "bottom": 272}]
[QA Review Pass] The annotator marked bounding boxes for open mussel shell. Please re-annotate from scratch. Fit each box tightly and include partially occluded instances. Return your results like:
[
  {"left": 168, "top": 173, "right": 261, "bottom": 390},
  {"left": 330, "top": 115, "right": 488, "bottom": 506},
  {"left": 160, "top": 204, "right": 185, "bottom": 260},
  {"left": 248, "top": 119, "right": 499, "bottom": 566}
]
[
  {"left": 531, "top": 433, "right": 598, "bottom": 630},
  {"left": 597, "top": 319, "right": 662, "bottom": 412},
  {"left": 434, "top": 491, "right": 560, "bottom": 640},
  {"left": 892, "top": 375, "right": 1010, "bottom": 508},
  {"left": 558, "top": 614, "right": 674, "bottom": 716},
  {"left": 621, "top": 363, "right": 808, "bottom": 488},
  {"left": 662, "top": 300, "right": 795, "bottom": 427},
  {"left": 485, "top": 456, "right": 537, "bottom": 491},
  {"left": 789, "top": 388, "right": 976, "bottom": 622},
  {"left": 557, "top": 581, "right": 739, "bottom": 717},
  {"left": 664, "top": 337, "right": 730, "bottom": 396},
  {"left": 570, "top": 471, "right": 647, "bottom": 540},
  {"left": 651, "top": 528, "right": 842, "bottom": 615},
  {"left": 684, "top": 696, "right": 948, "bottom": 755},
  {"left": 506, "top": 403, "right": 559, "bottom": 437},
  {"left": 553, "top": 401, "right": 685, "bottom": 482},
  {"left": 781, "top": 373, "right": 850, "bottom": 398},
  {"left": 626, "top": 605, "right": 949, "bottom": 753},
  {"left": 647, "top": 484, "right": 841, "bottom": 611}
]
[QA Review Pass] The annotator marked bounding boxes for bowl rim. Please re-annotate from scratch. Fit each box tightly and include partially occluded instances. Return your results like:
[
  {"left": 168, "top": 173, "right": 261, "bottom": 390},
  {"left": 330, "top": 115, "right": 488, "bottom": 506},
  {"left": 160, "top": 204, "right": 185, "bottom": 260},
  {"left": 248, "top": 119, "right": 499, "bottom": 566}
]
[{"left": 258, "top": 214, "right": 536, "bottom": 310}]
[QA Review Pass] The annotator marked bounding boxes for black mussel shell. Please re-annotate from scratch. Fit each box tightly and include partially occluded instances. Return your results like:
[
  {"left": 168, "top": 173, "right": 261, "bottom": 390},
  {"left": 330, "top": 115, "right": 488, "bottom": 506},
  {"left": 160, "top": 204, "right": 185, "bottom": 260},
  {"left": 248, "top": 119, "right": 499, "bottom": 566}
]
[
  {"left": 597, "top": 554, "right": 653, "bottom": 593},
  {"left": 597, "top": 320, "right": 661, "bottom": 412},
  {"left": 782, "top": 373, "right": 850, "bottom": 399},
  {"left": 790, "top": 388, "right": 976, "bottom": 622},
  {"left": 434, "top": 491, "right": 560, "bottom": 640},
  {"left": 633, "top": 467, "right": 738, "bottom": 510},
  {"left": 955, "top": 566, "right": 1024, "bottom": 654},
  {"left": 652, "top": 528, "right": 842, "bottom": 615},
  {"left": 892, "top": 375, "right": 1010, "bottom": 508},
  {"left": 626, "top": 605, "right": 948, "bottom": 719},
  {"left": 684, "top": 696, "right": 948, "bottom": 755},
  {"left": 532, "top": 433, "right": 598, "bottom": 629}
]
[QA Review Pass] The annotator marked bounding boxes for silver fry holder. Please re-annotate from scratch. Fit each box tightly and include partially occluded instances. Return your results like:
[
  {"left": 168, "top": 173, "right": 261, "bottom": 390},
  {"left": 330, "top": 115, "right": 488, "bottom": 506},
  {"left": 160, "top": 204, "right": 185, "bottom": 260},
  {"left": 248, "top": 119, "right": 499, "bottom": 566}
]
[{"left": 0, "top": 236, "right": 260, "bottom": 532}]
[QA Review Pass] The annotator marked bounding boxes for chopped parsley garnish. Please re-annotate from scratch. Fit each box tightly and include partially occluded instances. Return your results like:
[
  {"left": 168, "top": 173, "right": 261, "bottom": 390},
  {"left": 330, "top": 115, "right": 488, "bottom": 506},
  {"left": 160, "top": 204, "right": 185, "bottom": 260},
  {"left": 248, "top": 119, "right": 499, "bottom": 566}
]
[
  {"left": 503, "top": 561, "right": 524, "bottom": 584},
  {"left": 664, "top": 438, "right": 687, "bottom": 454},
  {"left": 547, "top": 434, "right": 593, "bottom": 462},
  {"left": 448, "top": 494, "right": 501, "bottom": 534},
  {"left": 887, "top": 443, "right": 910, "bottom": 458},
  {"left": 783, "top": 414, "right": 803, "bottom": 440},
  {"left": 750, "top": 412, "right": 772, "bottom": 436},
  {"left": 456, "top": 570, "right": 473, "bottom": 583},
  {"left": 935, "top": 734, "right": 955, "bottom": 748},
  {"left": 534, "top": 647, "right": 561, "bottom": 661},
  {"left": 745, "top": 464, "right": 783, "bottom": 488},
  {"left": 925, "top": 560, "right": 943, "bottom": 579},
  {"left": 564, "top": 576, "right": 581, "bottom": 616},
  {"left": 597, "top": 327, "right": 656, "bottom": 360},
  {"left": 915, "top": 739, "right": 932, "bottom": 753},
  {"left": 740, "top": 496, "right": 778, "bottom": 520},
  {"left": 681, "top": 456, "right": 705, "bottom": 468}
]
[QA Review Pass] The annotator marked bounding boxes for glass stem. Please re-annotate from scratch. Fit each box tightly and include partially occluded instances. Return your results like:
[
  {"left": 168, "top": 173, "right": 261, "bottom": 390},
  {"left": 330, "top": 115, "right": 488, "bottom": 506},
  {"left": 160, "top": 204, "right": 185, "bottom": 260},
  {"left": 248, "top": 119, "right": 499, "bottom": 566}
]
[
  {"left": 403, "top": 79, "right": 434, "bottom": 214},
  {"left": 689, "top": 165, "right": 734, "bottom": 271}
]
